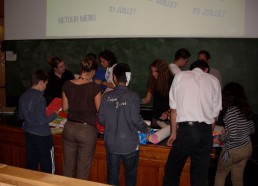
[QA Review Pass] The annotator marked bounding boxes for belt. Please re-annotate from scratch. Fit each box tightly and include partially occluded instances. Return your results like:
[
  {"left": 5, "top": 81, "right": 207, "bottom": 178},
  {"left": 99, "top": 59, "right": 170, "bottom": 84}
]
[
  {"left": 177, "top": 121, "right": 207, "bottom": 126},
  {"left": 68, "top": 119, "right": 88, "bottom": 125}
]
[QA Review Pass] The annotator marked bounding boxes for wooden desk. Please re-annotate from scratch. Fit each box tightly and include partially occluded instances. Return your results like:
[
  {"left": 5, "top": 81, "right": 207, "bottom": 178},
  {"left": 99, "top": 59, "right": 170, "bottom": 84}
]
[
  {"left": 0, "top": 124, "right": 190, "bottom": 186},
  {"left": 0, "top": 164, "right": 108, "bottom": 186}
]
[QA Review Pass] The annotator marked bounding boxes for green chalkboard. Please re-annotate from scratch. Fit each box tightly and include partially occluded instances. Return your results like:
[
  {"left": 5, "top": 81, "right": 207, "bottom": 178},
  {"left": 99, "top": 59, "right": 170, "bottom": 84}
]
[{"left": 5, "top": 38, "right": 258, "bottom": 113}]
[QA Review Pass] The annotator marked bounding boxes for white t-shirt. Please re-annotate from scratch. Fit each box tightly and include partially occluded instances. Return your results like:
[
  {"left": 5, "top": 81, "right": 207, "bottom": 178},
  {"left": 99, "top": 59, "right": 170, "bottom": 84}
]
[
  {"left": 104, "top": 64, "right": 117, "bottom": 93},
  {"left": 168, "top": 63, "right": 181, "bottom": 76}
]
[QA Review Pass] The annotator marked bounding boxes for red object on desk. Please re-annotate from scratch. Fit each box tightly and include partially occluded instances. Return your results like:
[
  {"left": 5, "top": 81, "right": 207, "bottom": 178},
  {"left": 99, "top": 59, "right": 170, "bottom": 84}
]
[{"left": 46, "top": 98, "right": 67, "bottom": 118}]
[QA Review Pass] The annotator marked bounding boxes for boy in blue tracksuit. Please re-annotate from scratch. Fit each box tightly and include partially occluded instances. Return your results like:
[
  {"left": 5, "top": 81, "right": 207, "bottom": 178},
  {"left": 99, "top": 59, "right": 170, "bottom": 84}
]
[{"left": 98, "top": 63, "right": 149, "bottom": 186}]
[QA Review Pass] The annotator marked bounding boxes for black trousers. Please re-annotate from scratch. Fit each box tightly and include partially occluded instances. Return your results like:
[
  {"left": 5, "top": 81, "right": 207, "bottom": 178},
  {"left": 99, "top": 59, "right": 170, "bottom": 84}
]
[
  {"left": 25, "top": 132, "right": 55, "bottom": 174},
  {"left": 163, "top": 123, "right": 213, "bottom": 186}
]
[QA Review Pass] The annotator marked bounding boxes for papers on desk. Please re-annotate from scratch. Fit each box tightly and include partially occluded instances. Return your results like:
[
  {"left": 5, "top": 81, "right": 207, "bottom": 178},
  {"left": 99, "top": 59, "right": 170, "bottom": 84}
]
[
  {"left": 47, "top": 98, "right": 67, "bottom": 128},
  {"left": 50, "top": 127, "right": 63, "bottom": 135},
  {"left": 49, "top": 117, "right": 67, "bottom": 128},
  {"left": 144, "top": 120, "right": 151, "bottom": 126}
]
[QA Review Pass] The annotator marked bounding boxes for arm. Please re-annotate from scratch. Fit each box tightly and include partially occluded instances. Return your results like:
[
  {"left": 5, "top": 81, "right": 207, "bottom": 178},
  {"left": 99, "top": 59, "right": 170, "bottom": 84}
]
[
  {"left": 167, "top": 109, "right": 177, "bottom": 146},
  {"left": 94, "top": 79, "right": 102, "bottom": 85},
  {"left": 213, "top": 80, "right": 222, "bottom": 119},
  {"left": 131, "top": 93, "right": 148, "bottom": 133},
  {"left": 102, "top": 81, "right": 115, "bottom": 89},
  {"left": 141, "top": 89, "right": 152, "bottom": 104},
  {"left": 98, "top": 95, "right": 106, "bottom": 126},
  {"left": 212, "top": 120, "right": 216, "bottom": 131},
  {"left": 94, "top": 92, "right": 102, "bottom": 112},
  {"left": 62, "top": 91, "right": 68, "bottom": 112},
  {"left": 36, "top": 98, "right": 57, "bottom": 125},
  {"left": 160, "top": 109, "right": 171, "bottom": 120},
  {"left": 219, "top": 109, "right": 238, "bottom": 142}
]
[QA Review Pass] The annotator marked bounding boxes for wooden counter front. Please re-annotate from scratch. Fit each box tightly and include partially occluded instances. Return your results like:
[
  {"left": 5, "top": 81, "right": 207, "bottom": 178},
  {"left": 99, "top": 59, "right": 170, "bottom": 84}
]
[{"left": 0, "top": 125, "right": 190, "bottom": 186}]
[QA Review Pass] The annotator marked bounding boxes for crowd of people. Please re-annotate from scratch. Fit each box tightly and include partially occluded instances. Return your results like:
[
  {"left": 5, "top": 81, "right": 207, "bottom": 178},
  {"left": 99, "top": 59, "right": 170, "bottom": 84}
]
[{"left": 18, "top": 48, "right": 255, "bottom": 186}]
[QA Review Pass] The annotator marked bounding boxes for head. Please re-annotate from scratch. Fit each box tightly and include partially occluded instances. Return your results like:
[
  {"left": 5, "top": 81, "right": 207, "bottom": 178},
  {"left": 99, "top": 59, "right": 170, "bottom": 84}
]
[
  {"left": 86, "top": 52, "right": 97, "bottom": 60},
  {"left": 190, "top": 60, "right": 210, "bottom": 73},
  {"left": 80, "top": 56, "right": 98, "bottom": 76},
  {"left": 222, "top": 82, "right": 252, "bottom": 120},
  {"left": 113, "top": 63, "right": 131, "bottom": 86},
  {"left": 99, "top": 50, "right": 117, "bottom": 68},
  {"left": 148, "top": 59, "right": 171, "bottom": 96},
  {"left": 174, "top": 48, "right": 191, "bottom": 68},
  {"left": 48, "top": 56, "right": 66, "bottom": 74},
  {"left": 198, "top": 50, "right": 211, "bottom": 63},
  {"left": 31, "top": 69, "right": 49, "bottom": 91},
  {"left": 150, "top": 59, "right": 169, "bottom": 80}
]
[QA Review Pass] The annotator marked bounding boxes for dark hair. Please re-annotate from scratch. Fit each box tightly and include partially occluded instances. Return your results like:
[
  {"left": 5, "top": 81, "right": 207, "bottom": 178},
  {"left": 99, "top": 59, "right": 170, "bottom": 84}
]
[
  {"left": 31, "top": 69, "right": 49, "bottom": 85},
  {"left": 99, "top": 50, "right": 117, "bottom": 67},
  {"left": 190, "top": 60, "right": 210, "bottom": 72},
  {"left": 148, "top": 59, "right": 172, "bottom": 97},
  {"left": 174, "top": 48, "right": 191, "bottom": 60},
  {"left": 48, "top": 56, "right": 63, "bottom": 68},
  {"left": 113, "top": 63, "right": 130, "bottom": 83},
  {"left": 86, "top": 53, "right": 97, "bottom": 60},
  {"left": 80, "top": 56, "right": 98, "bottom": 72},
  {"left": 221, "top": 82, "right": 253, "bottom": 120},
  {"left": 198, "top": 50, "right": 211, "bottom": 60}
]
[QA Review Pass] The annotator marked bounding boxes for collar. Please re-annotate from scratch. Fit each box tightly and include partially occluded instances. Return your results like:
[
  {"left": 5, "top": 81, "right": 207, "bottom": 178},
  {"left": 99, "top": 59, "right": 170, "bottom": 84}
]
[
  {"left": 30, "top": 88, "right": 44, "bottom": 95},
  {"left": 192, "top": 68, "right": 204, "bottom": 73},
  {"left": 114, "top": 85, "right": 128, "bottom": 90}
]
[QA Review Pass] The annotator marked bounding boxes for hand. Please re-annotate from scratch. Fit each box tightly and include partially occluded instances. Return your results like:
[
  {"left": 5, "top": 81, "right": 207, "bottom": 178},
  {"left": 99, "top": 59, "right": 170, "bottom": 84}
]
[
  {"left": 54, "top": 110, "right": 60, "bottom": 116},
  {"left": 54, "top": 108, "right": 61, "bottom": 116},
  {"left": 94, "top": 79, "right": 102, "bottom": 84},
  {"left": 159, "top": 112, "right": 168, "bottom": 120},
  {"left": 167, "top": 132, "right": 176, "bottom": 147},
  {"left": 221, "top": 127, "right": 225, "bottom": 134}
]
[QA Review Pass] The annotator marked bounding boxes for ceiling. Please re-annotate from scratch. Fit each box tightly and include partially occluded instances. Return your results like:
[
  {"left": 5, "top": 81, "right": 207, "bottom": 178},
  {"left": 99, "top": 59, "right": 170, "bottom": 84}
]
[{"left": 0, "top": 0, "right": 4, "bottom": 18}]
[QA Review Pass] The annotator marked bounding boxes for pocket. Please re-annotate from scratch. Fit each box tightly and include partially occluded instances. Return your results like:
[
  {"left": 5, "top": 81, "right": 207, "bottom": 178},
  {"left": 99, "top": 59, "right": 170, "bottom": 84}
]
[{"left": 231, "top": 143, "right": 252, "bottom": 161}]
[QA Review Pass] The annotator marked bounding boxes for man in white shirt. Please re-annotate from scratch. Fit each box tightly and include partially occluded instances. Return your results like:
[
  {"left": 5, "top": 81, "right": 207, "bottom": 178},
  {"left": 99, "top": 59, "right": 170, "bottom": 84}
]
[
  {"left": 163, "top": 60, "right": 222, "bottom": 186},
  {"left": 168, "top": 48, "right": 191, "bottom": 76},
  {"left": 198, "top": 50, "right": 222, "bottom": 86}
]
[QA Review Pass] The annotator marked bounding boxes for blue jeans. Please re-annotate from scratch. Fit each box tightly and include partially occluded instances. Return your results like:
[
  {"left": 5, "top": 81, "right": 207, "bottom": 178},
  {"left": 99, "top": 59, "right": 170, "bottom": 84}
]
[
  {"left": 163, "top": 123, "right": 213, "bottom": 186},
  {"left": 106, "top": 150, "right": 139, "bottom": 186}
]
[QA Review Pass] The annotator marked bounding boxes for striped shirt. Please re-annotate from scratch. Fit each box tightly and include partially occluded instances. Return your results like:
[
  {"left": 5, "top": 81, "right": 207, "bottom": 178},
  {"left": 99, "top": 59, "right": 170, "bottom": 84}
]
[{"left": 220, "top": 106, "right": 255, "bottom": 152}]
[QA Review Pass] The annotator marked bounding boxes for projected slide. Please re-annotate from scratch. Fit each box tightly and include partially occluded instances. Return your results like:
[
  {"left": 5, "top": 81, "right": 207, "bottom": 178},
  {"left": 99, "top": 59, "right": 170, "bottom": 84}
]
[{"left": 46, "top": 0, "right": 245, "bottom": 38}]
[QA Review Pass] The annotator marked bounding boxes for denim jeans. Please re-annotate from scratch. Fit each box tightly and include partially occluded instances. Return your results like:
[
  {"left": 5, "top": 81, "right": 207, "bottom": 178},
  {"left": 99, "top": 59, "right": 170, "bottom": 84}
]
[
  {"left": 106, "top": 150, "right": 139, "bottom": 186},
  {"left": 163, "top": 123, "right": 213, "bottom": 186}
]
